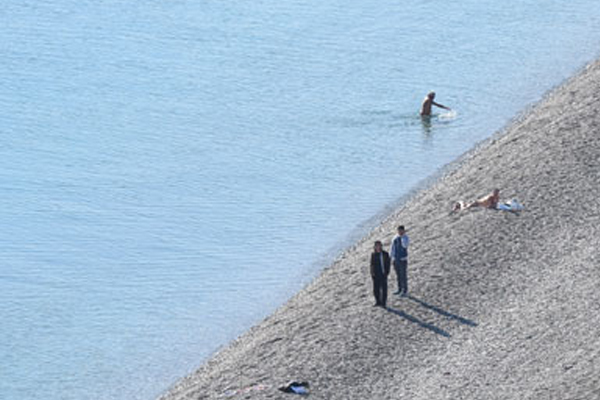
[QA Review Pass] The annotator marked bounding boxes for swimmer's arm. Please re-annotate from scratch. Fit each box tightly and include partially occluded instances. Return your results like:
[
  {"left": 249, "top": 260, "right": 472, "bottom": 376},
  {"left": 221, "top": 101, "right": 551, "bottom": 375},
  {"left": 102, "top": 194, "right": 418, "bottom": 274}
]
[{"left": 432, "top": 101, "right": 451, "bottom": 110}]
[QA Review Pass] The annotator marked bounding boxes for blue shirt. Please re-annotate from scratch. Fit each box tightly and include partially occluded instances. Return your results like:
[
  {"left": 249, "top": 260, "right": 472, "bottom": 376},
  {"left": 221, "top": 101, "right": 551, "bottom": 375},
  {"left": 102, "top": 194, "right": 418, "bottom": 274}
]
[{"left": 390, "top": 234, "right": 409, "bottom": 261}]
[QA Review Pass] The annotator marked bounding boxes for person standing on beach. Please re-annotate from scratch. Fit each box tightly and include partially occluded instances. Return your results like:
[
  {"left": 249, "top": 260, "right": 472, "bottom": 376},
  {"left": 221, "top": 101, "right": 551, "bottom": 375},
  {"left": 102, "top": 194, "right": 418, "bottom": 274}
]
[
  {"left": 390, "top": 225, "right": 410, "bottom": 296},
  {"left": 420, "top": 91, "right": 451, "bottom": 116},
  {"left": 370, "top": 241, "right": 391, "bottom": 308}
]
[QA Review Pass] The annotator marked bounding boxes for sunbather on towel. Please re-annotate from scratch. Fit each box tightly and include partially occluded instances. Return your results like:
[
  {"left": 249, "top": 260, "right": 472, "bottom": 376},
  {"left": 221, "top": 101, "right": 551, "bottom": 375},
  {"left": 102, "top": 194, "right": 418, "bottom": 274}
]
[{"left": 453, "top": 189, "right": 500, "bottom": 212}]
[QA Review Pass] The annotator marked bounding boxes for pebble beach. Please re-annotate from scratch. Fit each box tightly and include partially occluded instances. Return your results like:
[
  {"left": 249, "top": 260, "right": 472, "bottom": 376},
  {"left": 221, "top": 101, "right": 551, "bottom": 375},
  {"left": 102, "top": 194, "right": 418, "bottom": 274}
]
[{"left": 159, "top": 59, "right": 600, "bottom": 400}]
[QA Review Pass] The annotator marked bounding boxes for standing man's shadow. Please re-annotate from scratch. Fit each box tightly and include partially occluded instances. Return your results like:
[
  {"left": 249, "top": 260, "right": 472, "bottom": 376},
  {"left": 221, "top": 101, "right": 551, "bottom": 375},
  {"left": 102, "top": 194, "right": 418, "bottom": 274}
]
[
  {"left": 386, "top": 295, "right": 477, "bottom": 338},
  {"left": 386, "top": 307, "right": 451, "bottom": 337},
  {"left": 406, "top": 295, "right": 478, "bottom": 327}
]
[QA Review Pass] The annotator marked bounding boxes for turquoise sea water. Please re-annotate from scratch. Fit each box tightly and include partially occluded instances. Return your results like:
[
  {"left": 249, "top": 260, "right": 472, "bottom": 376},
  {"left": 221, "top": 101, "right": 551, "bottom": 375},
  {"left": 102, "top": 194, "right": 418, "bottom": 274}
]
[{"left": 1, "top": 1, "right": 600, "bottom": 399}]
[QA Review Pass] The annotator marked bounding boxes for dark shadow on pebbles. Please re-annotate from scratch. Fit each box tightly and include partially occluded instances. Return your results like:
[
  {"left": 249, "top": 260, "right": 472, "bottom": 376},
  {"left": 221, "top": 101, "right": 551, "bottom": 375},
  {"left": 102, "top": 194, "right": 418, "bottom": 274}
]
[
  {"left": 386, "top": 307, "right": 451, "bottom": 337},
  {"left": 406, "top": 295, "right": 478, "bottom": 327}
]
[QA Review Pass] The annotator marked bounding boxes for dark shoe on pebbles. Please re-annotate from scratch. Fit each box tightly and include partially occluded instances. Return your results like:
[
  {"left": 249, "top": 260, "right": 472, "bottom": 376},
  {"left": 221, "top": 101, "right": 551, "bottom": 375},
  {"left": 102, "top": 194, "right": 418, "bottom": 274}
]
[{"left": 393, "top": 290, "right": 401, "bottom": 295}]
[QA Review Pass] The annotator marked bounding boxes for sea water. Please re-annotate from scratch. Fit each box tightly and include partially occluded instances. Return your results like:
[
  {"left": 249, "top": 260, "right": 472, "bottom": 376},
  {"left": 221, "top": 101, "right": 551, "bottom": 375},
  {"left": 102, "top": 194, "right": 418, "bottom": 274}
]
[{"left": 1, "top": 1, "right": 600, "bottom": 399}]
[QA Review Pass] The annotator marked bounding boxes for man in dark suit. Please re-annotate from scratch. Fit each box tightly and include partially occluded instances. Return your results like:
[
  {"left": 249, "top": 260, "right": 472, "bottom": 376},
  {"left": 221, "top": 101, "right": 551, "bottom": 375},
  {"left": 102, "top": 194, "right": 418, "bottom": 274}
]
[{"left": 370, "top": 240, "right": 391, "bottom": 308}]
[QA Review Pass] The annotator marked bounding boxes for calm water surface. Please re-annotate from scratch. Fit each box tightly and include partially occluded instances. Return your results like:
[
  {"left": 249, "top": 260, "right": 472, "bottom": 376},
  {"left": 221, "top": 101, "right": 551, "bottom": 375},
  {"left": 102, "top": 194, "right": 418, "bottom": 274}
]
[{"left": 1, "top": 1, "right": 600, "bottom": 399}]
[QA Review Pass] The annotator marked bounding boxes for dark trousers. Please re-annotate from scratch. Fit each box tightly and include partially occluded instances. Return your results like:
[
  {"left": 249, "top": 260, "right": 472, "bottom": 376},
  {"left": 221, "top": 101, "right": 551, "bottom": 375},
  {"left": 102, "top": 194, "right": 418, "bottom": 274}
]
[
  {"left": 372, "top": 275, "right": 388, "bottom": 306},
  {"left": 394, "top": 260, "right": 408, "bottom": 294}
]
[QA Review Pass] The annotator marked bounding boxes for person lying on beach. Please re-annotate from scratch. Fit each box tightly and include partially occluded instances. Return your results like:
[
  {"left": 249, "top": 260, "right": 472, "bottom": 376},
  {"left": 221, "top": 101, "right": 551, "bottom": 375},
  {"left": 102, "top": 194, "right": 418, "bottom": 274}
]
[
  {"left": 453, "top": 189, "right": 500, "bottom": 212},
  {"left": 420, "top": 91, "right": 451, "bottom": 116}
]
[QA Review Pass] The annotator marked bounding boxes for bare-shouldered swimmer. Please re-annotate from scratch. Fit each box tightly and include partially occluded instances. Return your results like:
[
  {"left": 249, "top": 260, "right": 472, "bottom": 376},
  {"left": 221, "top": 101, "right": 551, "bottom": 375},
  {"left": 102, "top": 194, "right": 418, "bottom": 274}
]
[{"left": 420, "top": 91, "right": 451, "bottom": 116}]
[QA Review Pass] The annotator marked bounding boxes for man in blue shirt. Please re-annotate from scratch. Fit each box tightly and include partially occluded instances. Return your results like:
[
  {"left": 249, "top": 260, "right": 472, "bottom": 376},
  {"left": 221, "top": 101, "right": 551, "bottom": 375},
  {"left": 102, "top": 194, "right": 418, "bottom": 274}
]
[{"left": 390, "top": 225, "right": 410, "bottom": 296}]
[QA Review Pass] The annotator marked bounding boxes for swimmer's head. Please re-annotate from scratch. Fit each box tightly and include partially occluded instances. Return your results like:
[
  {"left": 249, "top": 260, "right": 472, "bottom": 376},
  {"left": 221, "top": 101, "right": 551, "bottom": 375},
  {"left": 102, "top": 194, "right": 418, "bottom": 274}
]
[{"left": 427, "top": 91, "right": 436, "bottom": 99}]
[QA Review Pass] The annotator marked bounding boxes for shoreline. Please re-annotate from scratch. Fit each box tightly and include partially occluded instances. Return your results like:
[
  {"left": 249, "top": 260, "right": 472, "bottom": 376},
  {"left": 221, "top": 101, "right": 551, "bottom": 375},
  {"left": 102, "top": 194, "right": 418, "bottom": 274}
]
[{"left": 159, "top": 59, "right": 600, "bottom": 399}]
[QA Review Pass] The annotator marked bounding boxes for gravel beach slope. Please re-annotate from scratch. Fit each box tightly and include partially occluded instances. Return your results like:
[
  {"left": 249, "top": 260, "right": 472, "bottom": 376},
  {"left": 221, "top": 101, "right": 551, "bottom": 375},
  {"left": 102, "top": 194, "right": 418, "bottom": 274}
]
[{"left": 159, "top": 60, "right": 600, "bottom": 400}]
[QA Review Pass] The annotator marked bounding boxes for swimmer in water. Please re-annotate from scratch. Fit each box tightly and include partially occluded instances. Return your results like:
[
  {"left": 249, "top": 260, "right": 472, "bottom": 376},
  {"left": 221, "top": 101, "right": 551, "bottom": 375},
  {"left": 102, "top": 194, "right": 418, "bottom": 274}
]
[{"left": 420, "top": 91, "right": 451, "bottom": 116}]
